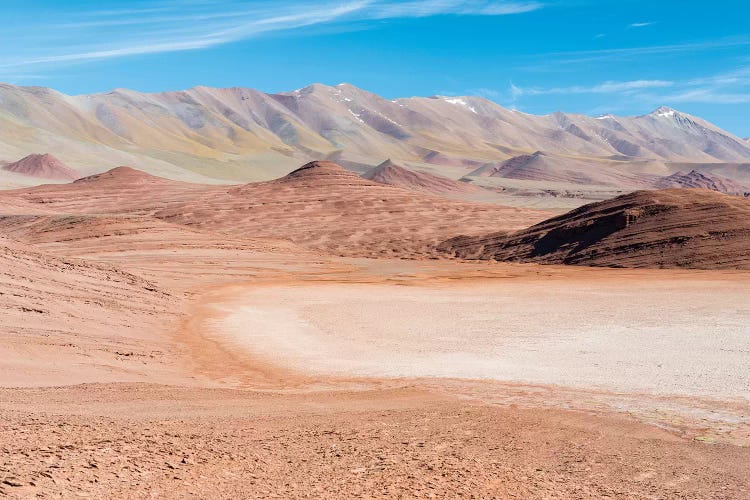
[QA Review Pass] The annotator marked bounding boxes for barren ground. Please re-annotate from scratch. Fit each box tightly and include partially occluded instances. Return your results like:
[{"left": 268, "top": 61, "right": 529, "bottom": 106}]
[
  {"left": 3, "top": 251, "right": 749, "bottom": 499},
  {"left": 1, "top": 168, "right": 749, "bottom": 498}
]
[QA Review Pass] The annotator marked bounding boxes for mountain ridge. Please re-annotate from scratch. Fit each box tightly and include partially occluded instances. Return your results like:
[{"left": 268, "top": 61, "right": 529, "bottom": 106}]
[{"left": 1, "top": 82, "right": 749, "bottom": 188}]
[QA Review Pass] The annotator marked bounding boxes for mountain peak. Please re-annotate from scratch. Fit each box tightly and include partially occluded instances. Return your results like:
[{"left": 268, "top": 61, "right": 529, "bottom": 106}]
[
  {"left": 288, "top": 83, "right": 334, "bottom": 95},
  {"left": 372, "top": 159, "right": 397, "bottom": 170},
  {"left": 649, "top": 106, "right": 680, "bottom": 118}
]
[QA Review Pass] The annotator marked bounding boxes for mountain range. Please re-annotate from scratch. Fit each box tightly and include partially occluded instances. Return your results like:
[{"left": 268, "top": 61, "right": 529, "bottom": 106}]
[
  {"left": 2, "top": 82, "right": 750, "bottom": 172},
  {"left": 2, "top": 82, "right": 750, "bottom": 208}
]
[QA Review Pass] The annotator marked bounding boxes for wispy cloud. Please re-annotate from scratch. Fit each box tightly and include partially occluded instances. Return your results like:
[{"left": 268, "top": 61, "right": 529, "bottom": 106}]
[
  {"left": 686, "top": 65, "right": 750, "bottom": 87},
  {"left": 0, "top": 1, "right": 544, "bottom": 70},
  {"left": 515, "top": 36, "right": 750, "bottom": 69},
  {"left": 511, "top": 79, "right": 674, "bottom": 97},
  {"left": 369, "top": 0, "right": 543, "bottom": 17},
  {"left": 664, "top": 89, "right": 750, "bottom": 104},
  {"left": 656, "top": 66, "right": 750, "bottom": 104},
  {"left": 507, "top": 66, "right": 750, "bottom": 110},
  {"left": 628, "top": 21, "right": 655, "bottom": 28}
]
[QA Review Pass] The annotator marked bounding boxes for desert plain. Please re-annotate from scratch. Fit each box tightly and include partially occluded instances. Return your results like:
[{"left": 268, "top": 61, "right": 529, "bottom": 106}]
[{"left": 0, "top": 156, "right": 749, "bottom": 499}]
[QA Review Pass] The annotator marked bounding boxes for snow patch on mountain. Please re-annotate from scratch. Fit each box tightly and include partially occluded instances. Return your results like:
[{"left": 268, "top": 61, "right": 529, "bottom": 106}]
[{"left": 442, "top": 97, "right": 478, "bottom": 114}]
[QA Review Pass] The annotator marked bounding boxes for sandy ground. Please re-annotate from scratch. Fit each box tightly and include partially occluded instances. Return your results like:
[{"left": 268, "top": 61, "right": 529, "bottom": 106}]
[
  {"left": 2, "top": 256, "right": 750, "bottom": 498},
  {"left": 1, "top": 176, "right": 749, "bottom": 497},
  {"left": 4, "top": 383, "right": 750, "bottom": 499},
  {"left": 183, "top": 264, "right": 750, "bottom": 448}
]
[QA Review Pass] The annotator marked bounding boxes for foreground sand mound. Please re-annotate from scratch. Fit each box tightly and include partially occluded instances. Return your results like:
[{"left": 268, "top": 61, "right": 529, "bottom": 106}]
[
  {"left": 0, "top": 213, "right": 304, "bottom": 261},
  {"left": 0, "top": 234, "right": 177, "bottom": 385},
  {"left": 438, "top": 188, "right": 750, "bottom": 269},
  {"left": 654, "top": 169, "right": 750, "bottom": 196},
  {"left": 2, "top": 153, "right": 80, "bottom": 181},
  {"left": 362, "top": 160, "right": 484, "bottom": 194}
]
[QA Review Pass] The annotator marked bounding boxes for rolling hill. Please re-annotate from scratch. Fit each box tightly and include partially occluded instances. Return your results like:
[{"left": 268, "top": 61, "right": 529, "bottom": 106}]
[
  {"left": 362, "top": 159, "right": 484, "bottom": 195},
  {"left": 0, "top": 161, "right": 549, "bottom": 258},
  {"left": 438, "top": 188, "right": 750, "bottom": 269},
  {"left": 654, "top": 170, "right": 749, "bottom": 196}
]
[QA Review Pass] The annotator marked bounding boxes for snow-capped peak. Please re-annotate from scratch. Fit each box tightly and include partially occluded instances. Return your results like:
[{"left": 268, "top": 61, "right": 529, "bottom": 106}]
[{"left": 650, "top": 106, "right": 678, "bottom": 118}]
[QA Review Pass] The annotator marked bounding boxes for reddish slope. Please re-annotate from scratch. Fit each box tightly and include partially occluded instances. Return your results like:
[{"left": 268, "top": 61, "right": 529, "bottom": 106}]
[
  {"left": 0, "top": 162, "right": 549, "bottom": 259},
  {"left": 0, "top": 166, "right": 221, "bottom": 215},
  {"left": 2, "top": 153, "right": 80, "bottom": 181},
  {"left": 438, "top": 188, "right": 750, "bottom": 269},
  {"left": 362, "top": 160, "right": 483, "bottom": 195},
  {"left": 73, "top": 165, "right": 171, "bottom": 184},
  {"left": 155, "top": 161, "right": 549, "bottom": 258},
  {"left": 0, "top": 234, "right": 177, "bottom": 385}
]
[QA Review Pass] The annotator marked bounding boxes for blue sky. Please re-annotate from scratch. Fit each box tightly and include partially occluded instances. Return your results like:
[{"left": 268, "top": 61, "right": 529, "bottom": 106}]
[{"left": 1, "top": 0, "right": 749, "bottom": 136}]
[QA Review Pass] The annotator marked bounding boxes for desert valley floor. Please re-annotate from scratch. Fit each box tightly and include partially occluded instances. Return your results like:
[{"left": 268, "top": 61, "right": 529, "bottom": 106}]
[{"left": 1, "top": 161, "right": 749, "bottom": 498}]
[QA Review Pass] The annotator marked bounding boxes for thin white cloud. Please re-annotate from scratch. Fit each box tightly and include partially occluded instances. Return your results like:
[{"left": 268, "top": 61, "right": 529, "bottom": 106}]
[
  {"left": 508, "top": 66, "right": 750, "bottom": 109},
  {"left": 664, "top": 89, "right": 750, "bottom": 104},
  {"left": 512, "top": 79, "right": 674, "bottom": 96},
  {"left": 516, "top": 37, "right": 750, "bottom": 69},
  {"left": 628, "top": 21, "right": 655, "bottom": 28},
  {"left": 509, "top": 82, "right": 524, "bottom": 99},
  {"left": 370, "top": 0, "right": 543, "bottom": 17},
  {"left": 2, "top": 2, "right": 371, "bottom": 68},
  {"left": 686, "top": 66, "right": 750, "bottom": 87},
  {"left": 0, "top": 0, "right": 544, "bottom": 70},
  {"left": 651, "top": 68, "right": 750, "bottom": 105}
]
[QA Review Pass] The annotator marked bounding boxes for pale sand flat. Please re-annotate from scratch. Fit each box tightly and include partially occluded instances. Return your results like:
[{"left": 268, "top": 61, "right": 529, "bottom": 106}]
[{"left": 212, "top": 280, "right": 750, "bottom": 398}]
